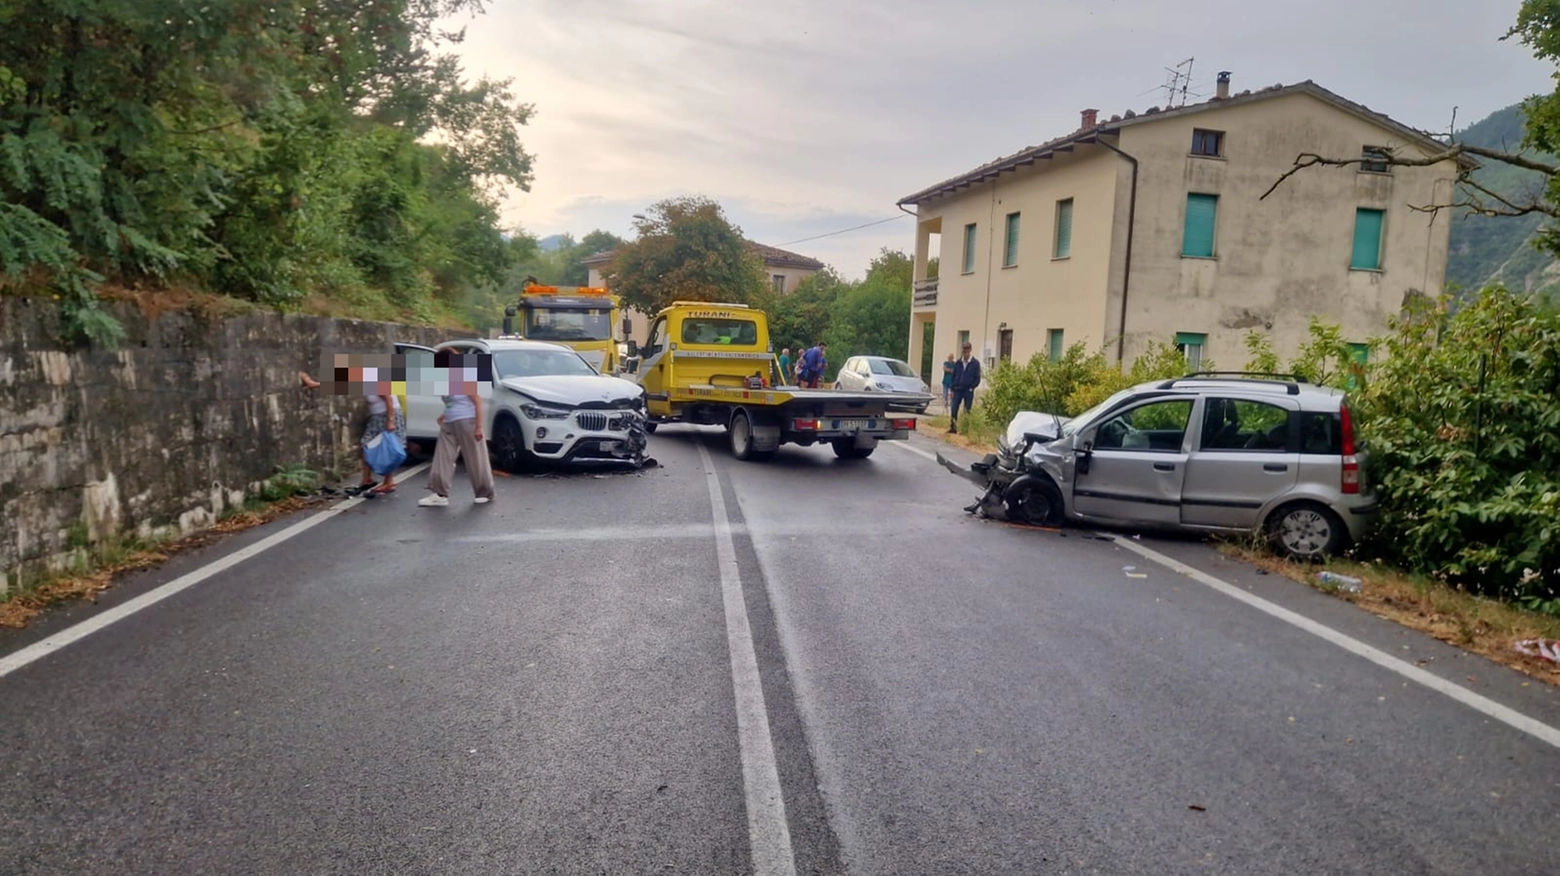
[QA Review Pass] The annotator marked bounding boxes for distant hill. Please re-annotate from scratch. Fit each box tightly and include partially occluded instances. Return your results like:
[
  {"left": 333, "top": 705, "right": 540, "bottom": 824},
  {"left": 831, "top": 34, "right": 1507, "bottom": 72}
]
[
  {"left": 537, "top": 233, "right": 575, "bottom": 253},
  {"left": 1445, "top": 102, "right": 1558, "bottom": 299}
]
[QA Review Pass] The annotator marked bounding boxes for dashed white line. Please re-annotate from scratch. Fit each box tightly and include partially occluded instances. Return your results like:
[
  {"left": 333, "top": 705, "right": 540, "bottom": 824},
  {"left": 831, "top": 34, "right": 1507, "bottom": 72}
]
[
  {"left": 696, "top": 442, "right": 798, "bottom": 876},
  {"left": 1116, "top": 536, "right": 1560, "bottom": 751},
  {"left": 0, "top": 462, "right": 430, "bottom": 680}
]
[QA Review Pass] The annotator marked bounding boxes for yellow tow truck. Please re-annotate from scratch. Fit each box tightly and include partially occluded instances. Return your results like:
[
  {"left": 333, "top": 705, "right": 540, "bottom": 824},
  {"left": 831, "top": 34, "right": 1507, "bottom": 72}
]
[
  {"left": 502, "top": 282, "right": 625, "bottom": 374},
  {"left": 624, "top": 301, "right": 933, "bottom": 461}
]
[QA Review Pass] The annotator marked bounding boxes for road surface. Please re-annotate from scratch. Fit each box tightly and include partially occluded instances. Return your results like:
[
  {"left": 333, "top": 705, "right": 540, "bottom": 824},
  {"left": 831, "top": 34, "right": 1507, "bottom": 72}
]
[{"left": 2, "top": 425, "right": 1559, "bottom": 875}]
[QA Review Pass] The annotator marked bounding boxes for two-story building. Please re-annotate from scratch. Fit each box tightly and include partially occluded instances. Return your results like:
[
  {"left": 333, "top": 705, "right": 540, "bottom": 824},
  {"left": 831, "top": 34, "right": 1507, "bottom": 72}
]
[
  {"left": 898, "top": 75, "right": 1473, "bottom": 381},
  {"left": 583, "top": 240, "right": 825, "bottom": 346}
]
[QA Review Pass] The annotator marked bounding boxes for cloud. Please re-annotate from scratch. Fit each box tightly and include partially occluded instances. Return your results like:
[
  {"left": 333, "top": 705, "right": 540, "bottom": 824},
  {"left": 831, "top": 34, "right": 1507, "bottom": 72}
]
[{"left": 448, "top": 0, "right": 1555, "bottom": 280}]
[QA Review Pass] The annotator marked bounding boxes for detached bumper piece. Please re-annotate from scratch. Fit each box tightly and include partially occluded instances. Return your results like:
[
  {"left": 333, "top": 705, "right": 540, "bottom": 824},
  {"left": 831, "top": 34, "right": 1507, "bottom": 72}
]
[{"left": 936, "top": 451, "right": 1008, "bottom": 518}]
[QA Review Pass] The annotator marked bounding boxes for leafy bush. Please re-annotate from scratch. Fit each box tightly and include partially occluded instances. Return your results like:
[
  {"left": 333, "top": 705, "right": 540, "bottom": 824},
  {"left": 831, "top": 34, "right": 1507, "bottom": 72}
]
[{"left": 974, "top": 337, "right": 1214, "bottom": 428}]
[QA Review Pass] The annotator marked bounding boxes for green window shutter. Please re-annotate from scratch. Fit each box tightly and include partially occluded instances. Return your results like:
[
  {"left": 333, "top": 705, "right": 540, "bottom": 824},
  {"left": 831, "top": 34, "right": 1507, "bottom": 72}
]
[
  {"left": 1182, "top": 194, "right": 1217, "bottom": 258},
  {"left": 1004, "top": 213, "right": 1020, "bottom": 267},
  {"left": 963, "top": 223, "right": 977, "bottom": 273},
  {"left": 1048, "top": 329, "right": 1064, "bottom": 361},
  {"left": 1351, "top": 208, "right": 1383, "bottom": 270},
  {"left": 1054, "top": 199, "right": 1073, "bottom": 258}
]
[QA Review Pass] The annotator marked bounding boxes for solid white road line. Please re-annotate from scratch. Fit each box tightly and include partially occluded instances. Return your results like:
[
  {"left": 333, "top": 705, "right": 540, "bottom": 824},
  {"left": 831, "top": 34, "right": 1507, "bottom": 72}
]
[
  {"left": 0, "top": 461, "right": 431, "bottom": 681},
  {"left": 1117, "top": 536, "right": 1560, "bottom": 751},
  {"left": 696, "top": 443, "right": 798, "bottom": 876},
  {"left": 883, "top": 437, "right": 938, "bottom": 461}
]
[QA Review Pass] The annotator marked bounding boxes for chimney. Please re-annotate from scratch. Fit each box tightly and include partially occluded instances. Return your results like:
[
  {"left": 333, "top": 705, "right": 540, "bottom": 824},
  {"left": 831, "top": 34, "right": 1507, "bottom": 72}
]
[
  {"left": 1216, "top": 71, "right": 1231, "bottom": 100},
  {"left": 1080, "top": 107, "right": 1099, "bottom": 129}
]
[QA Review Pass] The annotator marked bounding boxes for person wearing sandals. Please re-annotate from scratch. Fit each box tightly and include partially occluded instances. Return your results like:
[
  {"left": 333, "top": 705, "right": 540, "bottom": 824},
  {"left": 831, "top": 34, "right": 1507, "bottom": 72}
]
[
  {"left": 419, "top": 358, "right": 496, "bottom": 507},
  {"left": 358, "top": 366, "right": 401, "bottom": 495}
]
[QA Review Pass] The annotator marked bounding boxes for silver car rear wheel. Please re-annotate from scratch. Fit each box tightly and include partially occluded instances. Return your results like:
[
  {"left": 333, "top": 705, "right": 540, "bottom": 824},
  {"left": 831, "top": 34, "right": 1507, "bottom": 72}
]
[{"left": 1269, "top": 502, "right": 1345, "bottom": 560}]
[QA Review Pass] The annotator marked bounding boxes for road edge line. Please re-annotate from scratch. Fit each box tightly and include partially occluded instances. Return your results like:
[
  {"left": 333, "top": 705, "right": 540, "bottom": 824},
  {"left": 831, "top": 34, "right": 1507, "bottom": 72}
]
[
  {"left": 0, "top": 461, "right": 430, "bottom": 680},
  {"left": 1115, "top": 536, "right": 1560, "bottom": 750},
  {"left": 883, "top": 437, "right": 938, "bottom": 461},
  {"left": 696, "top": 443, "right": 798, "bottom": 876}
]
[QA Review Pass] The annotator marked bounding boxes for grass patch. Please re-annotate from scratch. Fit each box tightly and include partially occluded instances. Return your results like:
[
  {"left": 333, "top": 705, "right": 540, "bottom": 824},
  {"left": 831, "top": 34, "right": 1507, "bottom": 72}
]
[
  {"left": 0, "top": 464, "right": 330, "bottom": 629},
  {"left": 919, "top": 412, "right": 1002, "bottom": 455},
  {"left": 1217, "top": 539, "right": 1560, "bottom": 687}
]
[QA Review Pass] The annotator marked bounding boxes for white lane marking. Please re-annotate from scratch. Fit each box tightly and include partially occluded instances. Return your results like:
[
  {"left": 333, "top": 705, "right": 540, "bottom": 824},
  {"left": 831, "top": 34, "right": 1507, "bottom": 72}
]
[
  {"left": 884, "top": 438, "right": 938, "bottom": 461},
  {"left": 696, "top": 443, "right": 797, "bottom": 876},
  {"left": 0, "top": 462, "right": 431, "bottom": 680},
  {"left": 1116, "top": 537, "right": 1560, "bottom": 750}
]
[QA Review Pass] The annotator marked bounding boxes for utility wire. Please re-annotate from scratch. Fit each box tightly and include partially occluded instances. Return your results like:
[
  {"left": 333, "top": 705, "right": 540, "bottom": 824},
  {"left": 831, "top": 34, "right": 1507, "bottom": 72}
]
[{"left": 774, "top": 214, "right": 908, "bottom": 247}]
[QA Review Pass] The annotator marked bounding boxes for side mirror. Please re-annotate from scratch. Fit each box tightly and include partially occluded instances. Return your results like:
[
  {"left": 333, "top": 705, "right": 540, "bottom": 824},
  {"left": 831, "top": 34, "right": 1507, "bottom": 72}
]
[{"left": 1022, "top": 430, "right": 1057, "bottom": 446}]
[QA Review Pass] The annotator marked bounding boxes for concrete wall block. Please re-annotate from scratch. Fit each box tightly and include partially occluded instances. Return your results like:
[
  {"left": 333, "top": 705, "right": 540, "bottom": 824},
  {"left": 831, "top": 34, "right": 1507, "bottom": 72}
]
[{"left": 0, "top": 299, "right": 452, "bottom": 588}]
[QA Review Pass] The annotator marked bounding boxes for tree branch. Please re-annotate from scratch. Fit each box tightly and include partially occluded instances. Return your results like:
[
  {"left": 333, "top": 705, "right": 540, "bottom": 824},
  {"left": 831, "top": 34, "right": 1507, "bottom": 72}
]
[{"left": 1260, "top": 142, "right": 1560, "bottom": 202}]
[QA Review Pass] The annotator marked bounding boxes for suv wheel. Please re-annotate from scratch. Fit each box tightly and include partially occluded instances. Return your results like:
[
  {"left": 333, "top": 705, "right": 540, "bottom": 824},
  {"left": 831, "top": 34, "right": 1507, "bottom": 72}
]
[
  {"left": 1006, "top": 477, "right": 1064, "bottom": 527},
  {"left": 1268, "top": 502, "right": 1345, "bottom": 560},
  {"left": 492, "top": 415, "right": 535, "bottom": 473}
]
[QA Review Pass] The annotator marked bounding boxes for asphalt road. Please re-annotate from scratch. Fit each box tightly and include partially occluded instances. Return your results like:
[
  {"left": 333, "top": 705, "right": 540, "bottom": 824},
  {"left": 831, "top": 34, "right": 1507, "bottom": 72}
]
[{"left": 2, "top": 425, "right": 1559, "bottom": 875}]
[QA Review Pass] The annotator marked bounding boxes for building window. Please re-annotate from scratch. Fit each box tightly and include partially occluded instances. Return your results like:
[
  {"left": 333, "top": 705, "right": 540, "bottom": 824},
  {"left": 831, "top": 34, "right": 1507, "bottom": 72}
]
[
  {"left": 1054, "top": 199, "right": 1073, "bottom": 259},
  {"left": 1361, "top": 146, "right": 1391, "bottom": 174},
  {"left": 771, "top": 274, "right": 787, "bottom": 294},
  {"left": 998, "top": 329, "right": 1013, "bottom": 362},
  {"left": 957, "top": 329, "right": 970, "bottom": 352},
  {"left": 1346, "top": 342, "right": 1370, "bottom": 390},
  {"left": 1047, "top": 328, "right": 1064, "bottom": 362},
  {"left": 1351, "top": 208, "right": 1384, "bottom": 270},
  {"left": 1003, "top": 212, "right": 1020, "bottom": 268},
  {"left": 1182, "top": 194, "right": 1218, "bottom": 258},
  {"left": 962, "top": 223, "right": 977, "bottom": 274},
  {"left": 1191, "top": 129, "right": 1223, "bottom": 157},
  {"left": 1175, "top": 331, "right": 1207, "bottom": 371}
]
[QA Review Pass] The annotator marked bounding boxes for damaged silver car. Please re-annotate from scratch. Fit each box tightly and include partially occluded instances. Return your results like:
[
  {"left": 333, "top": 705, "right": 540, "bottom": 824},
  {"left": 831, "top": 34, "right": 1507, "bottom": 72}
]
[{"left": 937, "top": 373, "right": 1379, "bottom": 560}]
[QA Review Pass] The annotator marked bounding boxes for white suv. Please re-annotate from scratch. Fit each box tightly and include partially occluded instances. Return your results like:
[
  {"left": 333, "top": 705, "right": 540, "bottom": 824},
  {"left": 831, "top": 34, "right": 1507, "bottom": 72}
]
[{"left": 396, "top": 339, "right": 650, "bottom": 471}]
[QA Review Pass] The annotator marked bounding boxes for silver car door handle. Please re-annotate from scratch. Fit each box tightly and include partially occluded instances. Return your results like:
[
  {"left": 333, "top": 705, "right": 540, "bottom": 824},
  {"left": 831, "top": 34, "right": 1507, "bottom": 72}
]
[
  {"left": 1153, "top": 462, "right": 1176, "bottom": 472},
  {"left": 1263, "top": 463, "right": 1289, "bottom": 473}
]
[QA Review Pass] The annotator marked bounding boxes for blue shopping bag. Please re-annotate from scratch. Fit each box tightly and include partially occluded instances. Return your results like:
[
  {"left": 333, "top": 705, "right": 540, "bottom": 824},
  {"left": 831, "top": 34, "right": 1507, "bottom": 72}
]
[{"left": 364, "top": 429, "right": 407, "bottom": 476}]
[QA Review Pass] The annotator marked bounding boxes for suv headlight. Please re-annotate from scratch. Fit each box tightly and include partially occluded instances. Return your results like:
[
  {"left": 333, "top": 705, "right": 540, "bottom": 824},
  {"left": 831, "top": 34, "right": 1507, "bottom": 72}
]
[{"left": 520, "top": 403, "right": 569, "bottom": 420}]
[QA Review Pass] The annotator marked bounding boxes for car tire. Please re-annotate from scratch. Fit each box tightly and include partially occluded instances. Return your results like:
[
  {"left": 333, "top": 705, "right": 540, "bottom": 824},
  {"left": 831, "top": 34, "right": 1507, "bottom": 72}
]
[
  {"left": 491, "top": 414, "right": 535, "bottom": 473},
  {"left": 730, "top": 410, "right": 773, "bottom": 462},
  {"left": 831, "top": 438, "right": 874, "bottom": 460},
  {"left": 1006, "top": 477, "right": 1064, "bottom": 526},
  {"left": 1267, "top": 501, "right": 1346, "bottom": 561}
]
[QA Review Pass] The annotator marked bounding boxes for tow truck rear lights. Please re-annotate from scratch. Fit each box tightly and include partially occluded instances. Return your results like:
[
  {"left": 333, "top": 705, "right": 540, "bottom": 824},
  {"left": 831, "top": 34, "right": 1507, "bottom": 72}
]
[
  {"left": 891, "top": 418, "right": 916, "bottom": 430},
  {"left": 794, "top": 418, "right": 820, "bottom": 430}
]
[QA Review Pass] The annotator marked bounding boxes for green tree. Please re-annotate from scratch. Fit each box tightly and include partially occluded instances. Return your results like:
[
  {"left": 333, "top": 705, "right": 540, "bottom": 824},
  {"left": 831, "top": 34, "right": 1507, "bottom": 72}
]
[
  {"left": 602, "top": 197, "right": 767, "bottom": 313},
  {"left": 821, "top": 249, "right": 914, "bottom": 372}
]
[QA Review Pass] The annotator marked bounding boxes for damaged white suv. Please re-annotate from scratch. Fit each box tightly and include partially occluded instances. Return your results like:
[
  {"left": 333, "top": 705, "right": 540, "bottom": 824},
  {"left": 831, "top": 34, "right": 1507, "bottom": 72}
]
[{"left": 397, "top": 338, "right": 651, "bottom": 471}]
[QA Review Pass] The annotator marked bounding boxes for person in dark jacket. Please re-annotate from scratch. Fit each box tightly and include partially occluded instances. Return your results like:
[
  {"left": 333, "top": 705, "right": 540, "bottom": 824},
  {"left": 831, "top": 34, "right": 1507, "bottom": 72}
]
[{"left": 948, "top": 341, "right": 981, "bottom": 433}]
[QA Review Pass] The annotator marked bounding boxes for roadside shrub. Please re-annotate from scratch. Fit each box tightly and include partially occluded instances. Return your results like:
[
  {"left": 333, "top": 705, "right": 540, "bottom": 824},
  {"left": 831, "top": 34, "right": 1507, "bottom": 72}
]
[{"left": 975, "top": 337, "right": 1211, "bottom": 428}]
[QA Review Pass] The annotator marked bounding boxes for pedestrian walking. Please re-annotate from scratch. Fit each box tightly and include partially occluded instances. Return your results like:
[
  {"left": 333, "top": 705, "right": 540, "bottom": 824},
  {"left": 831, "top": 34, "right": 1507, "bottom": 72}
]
[
  {"left": 948, "top": 341, "right": 981, "bottom": 434},
  {"left": 358, "top": 366, "right": 402, "bottom": 495},
  {"left": 419, "top": 357, "right": 496, "bottom": 507}
]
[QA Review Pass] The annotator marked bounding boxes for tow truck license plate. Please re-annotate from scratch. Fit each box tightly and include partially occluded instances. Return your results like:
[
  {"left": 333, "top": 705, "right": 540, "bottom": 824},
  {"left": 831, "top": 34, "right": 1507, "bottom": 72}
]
[{"left": 831, "top": 418, "right": 876, "bottom": 431}]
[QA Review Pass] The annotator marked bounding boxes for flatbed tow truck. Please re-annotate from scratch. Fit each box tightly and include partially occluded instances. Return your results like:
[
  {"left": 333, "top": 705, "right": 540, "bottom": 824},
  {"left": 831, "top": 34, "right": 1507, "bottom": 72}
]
[{"left": 625, "top": 301, "right": 933, "bottom": 460}]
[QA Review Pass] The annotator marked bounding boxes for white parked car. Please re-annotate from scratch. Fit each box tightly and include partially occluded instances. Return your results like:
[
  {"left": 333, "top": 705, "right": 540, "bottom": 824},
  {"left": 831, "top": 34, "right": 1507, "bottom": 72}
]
[
  {"left": 833, "top": 355, "right": 933, "bottom": 413},
  {"left": 395, "top": 338, "right": 651, "bottom": 471}
]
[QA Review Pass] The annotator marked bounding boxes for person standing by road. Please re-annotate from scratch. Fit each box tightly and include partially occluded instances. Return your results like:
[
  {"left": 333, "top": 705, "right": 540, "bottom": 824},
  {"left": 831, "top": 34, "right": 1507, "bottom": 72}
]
[
  {"left": 948, "top": 341, "right": 981, "bottom": 434},
  {"left": 798, "top": 341, "right": 828, "bottom": 389},
  {"left": 359, "top": 366, "right": 401, "bottom": 495},
  {"left": 941, "top": 353, "right": 956, "bottom": 410},
  {"left": 420, "top": 355, "right": 496, "bottom": 507},
  {"left": 777, "top": 348, "right": 792, "bottom": 386}
]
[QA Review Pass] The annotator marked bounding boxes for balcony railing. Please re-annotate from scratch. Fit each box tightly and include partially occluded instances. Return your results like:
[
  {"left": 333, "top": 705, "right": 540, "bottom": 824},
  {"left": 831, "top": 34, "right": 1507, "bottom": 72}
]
[{"left": 913, "top": 278, "right": 939, "bottom": 308}]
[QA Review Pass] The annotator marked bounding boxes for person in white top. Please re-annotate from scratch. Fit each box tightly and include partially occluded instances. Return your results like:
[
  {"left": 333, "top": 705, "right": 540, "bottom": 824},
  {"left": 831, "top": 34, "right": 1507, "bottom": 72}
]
[{"left": 419, "top": 361, "right": 496, "bottom": 506}]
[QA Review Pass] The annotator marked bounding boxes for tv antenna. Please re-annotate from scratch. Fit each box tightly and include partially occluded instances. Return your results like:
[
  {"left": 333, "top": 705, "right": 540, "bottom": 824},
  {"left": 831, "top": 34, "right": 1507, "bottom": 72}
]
[{"left": 1161, "top": 57, "right": 1195, "bottom": 108}]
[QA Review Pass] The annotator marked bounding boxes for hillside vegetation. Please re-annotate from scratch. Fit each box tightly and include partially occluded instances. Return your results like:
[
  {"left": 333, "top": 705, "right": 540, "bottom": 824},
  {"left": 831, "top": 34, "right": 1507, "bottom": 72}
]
[
  {"left": 1447, "top": 102, "right": 1558, "bottom": 300},
  {"left": 0, "top": 0, "right": 535, "bottom": 344}
]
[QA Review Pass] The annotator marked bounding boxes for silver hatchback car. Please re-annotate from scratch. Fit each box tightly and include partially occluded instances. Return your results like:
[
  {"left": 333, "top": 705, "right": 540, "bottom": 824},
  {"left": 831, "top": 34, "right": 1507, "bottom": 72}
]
[{"left": 940, "top": 373, "right": 1379, "bottom": 559}]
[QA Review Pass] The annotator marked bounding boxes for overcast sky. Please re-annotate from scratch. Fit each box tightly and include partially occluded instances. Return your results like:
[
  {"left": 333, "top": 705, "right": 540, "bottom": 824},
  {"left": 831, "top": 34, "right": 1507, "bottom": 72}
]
[{"left": 444, "top": 0, "right": 1554, "bottom": 280}]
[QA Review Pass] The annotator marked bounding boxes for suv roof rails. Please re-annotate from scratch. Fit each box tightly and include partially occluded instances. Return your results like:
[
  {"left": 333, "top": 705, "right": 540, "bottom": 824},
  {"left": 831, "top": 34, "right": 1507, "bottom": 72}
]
[{"left": 1154, "top": 371, "right": 1305, "bottom": 395}]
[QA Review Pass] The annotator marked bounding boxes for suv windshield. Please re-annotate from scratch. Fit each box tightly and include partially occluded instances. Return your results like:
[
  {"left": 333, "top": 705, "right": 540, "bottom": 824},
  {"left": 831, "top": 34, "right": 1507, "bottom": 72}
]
[
  {"left": 491, "top": 348, "right": 598, "bottom": 377},
  {"left": 870, "top": 358, "right": 918, "bottom": 377},
  {"left": 1060, "top": 388, "right": 1137, "bottom": 437}
]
